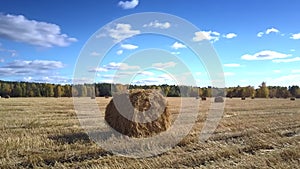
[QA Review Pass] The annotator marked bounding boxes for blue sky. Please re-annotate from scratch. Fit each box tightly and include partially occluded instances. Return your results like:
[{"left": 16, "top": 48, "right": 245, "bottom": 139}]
[{"left": 0, "top": 0, "right": 300, "bottom": 87}]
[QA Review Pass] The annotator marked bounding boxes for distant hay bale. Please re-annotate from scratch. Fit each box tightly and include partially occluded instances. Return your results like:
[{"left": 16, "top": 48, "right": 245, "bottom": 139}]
[
  {"left": 105, "top": 89, "right": 171, "bottom": 138},
  {"left": 104, "top": 95, "right": 109, "bottom": 99},
  {"left": 201, "top": 97, "right": 207, "bottom": 101},
  {"left": 251, "top": 96, "right": 255, "bottom": 99},
  {"left": 241, "top": 97, "right": 246, "bottom": 100},
  {"left": 4, "top": 95, "right": 10, "bottom": 99},
  {"left": 290, "top": 97, "right": 296, "bottom": 101},
  {"left": 91, "top": 96, "right": 96, "bottom": 99},
  {"left": 214, "top": 96, "right": 224, "bottom": 103}
]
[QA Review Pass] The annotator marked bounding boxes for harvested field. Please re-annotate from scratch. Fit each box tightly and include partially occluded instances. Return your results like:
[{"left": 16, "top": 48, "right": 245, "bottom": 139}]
[{"left": 0, "top": 97, "right": 299, "bottom": 168}]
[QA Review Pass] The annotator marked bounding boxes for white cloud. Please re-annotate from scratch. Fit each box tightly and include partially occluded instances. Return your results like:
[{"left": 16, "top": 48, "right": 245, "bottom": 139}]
[
  {"left": 0, "top": 14, "right": 77, "bottom": 47},
  {"left": 116, "top": 50, "right": 123, "bottom": 55},
  {"left": 108, "top": 23, "right": 140, "bottom": 42},
  {"left": 290, "top": 33, "right": 300, "bottom": 40},
  {"left": 120, "top": 43, "right": 138, "bottom": 50},
  {"left": 132, "top": 73, "right": 175, "bottom": 85},
  {"left": 171, "top": 42, "right": 186, "bottom": 50},
  {"left": 268, "top": 74, "right": 300, "bottom": 86},
  {"left": 143, "top": 20, "right": 171, "bottom": 29},
  {"left": 290, "top": 49, "right": 296, "bottom": 52},
  {"left": 0, "top": 59, "right": 4, "bottom": 63},
  {"left": 224, "top": 63, "right": 241, "bottom": 67},
  {"left": 90, "top": 52, "right": 100, "bottom": 56},
  {"left": 23, "top": 76, "right": 32, "bottom": 82},
  {"left": 105, "top": 62, "right": 140, "bottom": 70},
  {"left": 195, "top": 72, "right": 201, "bottom": 76},
  {"left": 266, "top": 27, "right": 280, "bottom": 34},
  {"left": 291, "top": 69, "right": 300, "bottom": 73},
  {"left": 241, "top": 50, "right": 290, "bottom": 60},
  {"left": 257, "top": 28, "right": 280, "bottom": 38},
  {"left": 273, "top": 70, "right": 281, "bottom": 73},
  {"left": 137, "top": 71, "right": 155, "bottom": 76},
  {"left": 224, "top": 72, "right": 235, "bottom": 76},
  {"left": 118, "top": 0, "right": 139, "bottom": 9},
  {"left": 0, "top": 60, "right": 64, "bottom": 76},
  {"left": 224, "top": 33, "right": 237, "bottom": 39},
  {"left": 193, "top": 31, "right": 220, "bottom": 42},
  {"left": 171, "top": 52, "right": 180, "bottom": 55},
  {"left": 152, "top": 61, "right": 177, "bottom": 69},
  {"left": 89, "top": 62, "right": 140, "bottom": 73},
  {"left": 272, "top": 57, "right": 300, "bottom": 63},
  {"left": 257, "top": 32, "right": 264, "bottom": 37},
  {"left": 89, "top": 67, "right": 108, "bottom": 72}
]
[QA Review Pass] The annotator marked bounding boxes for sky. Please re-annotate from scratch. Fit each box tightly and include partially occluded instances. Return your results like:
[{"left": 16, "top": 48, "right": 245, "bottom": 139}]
[{"left": 0, "top": 0, "right": 300, "bottom": 87}]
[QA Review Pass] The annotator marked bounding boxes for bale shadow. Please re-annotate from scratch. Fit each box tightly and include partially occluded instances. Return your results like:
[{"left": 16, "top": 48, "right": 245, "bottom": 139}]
[{"left": 48, "top": 130, "right": 115, "bottom": 144}]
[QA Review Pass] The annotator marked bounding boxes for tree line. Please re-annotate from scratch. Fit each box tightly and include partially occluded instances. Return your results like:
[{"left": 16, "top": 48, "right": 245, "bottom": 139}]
[{"left": 0, "top": 80, "right": 299, "bottom": 98}]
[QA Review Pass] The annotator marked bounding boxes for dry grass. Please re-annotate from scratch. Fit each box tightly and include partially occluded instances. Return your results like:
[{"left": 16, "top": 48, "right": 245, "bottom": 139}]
[{"left": 0, "top": 97, "right": 299, "bottom": 168}]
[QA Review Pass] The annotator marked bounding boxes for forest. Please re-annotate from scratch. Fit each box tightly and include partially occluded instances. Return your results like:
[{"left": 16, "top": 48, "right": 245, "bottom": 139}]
[{"left": 0, "top": 80, "right": 299, "bottom": 98}]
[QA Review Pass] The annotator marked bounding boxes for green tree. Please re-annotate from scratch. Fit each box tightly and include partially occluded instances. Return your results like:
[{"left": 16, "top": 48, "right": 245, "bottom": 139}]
[
  {"left": 45, "top": 84, "right": 54, "bottom": 97},
  {"left": 257, "top": 82, "right": 269, "bottom": 98},
  {"left": 12, "top": 83, "right": 23, "bottom": 97},
  {"left": 54, "top": 85, "right": 62, "bottom": 97}
]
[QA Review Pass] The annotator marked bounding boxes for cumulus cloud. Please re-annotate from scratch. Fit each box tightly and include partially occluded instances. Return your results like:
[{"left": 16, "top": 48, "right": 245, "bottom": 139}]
[
  {"left": 24, "top": 76, "right": 71, "bottom": 84},
  {"left": 257, "top": 27, "right": 280, "bottom": 37},
  {"left": 224, "top": 33, "right": 237, "bottom": 39},
  {"left": 171, "top": 52, "right": 180, "bottom": 55},
  {"left": 241, "top": 50, "right": 290, "bottom": 60},
  {"left": 272, "top": 57, "right": 300, "bottom": 63},
  {"left": 90, "top": 62, "right": 140, "bottom": 73},
  {"left": 224, "top": 63, "right": 241, "bottom": 67},
  {"left": 291, "top": 69, "right": 300, "bottom": 73},
  {"left": 152, "top": 61, "right": 177, "bottom": 69},
  {"left": 143, "top": 20, "right": 171, "bottom": 29},
  {"left": 171, "top": 42, "right": 186, "bottom": 50},
  {"left": 268, "top": 74, "right": 300, "bottom": 86},
  {"left": 0, "top": 14, "right": 77, "bottom": 47},
  {"left": 257, "top": 32, "right": 264, "bottom": 37},
  {"left": 120, "top": 43, "right": 138, "bottom": 50},
  {"left": 111, "top": 62, "right": 140, "bottom": 70},
  {"left": 116, "top": 50, "right": 123, "bottom": 55},
  {"left": 224, "top": 72, "right": 235, "bottom": 76},
  {"left": 195, "top": 72, "right": 202, "bottom": 76},
  {"left": 118, "top": 0, "right": 139, "bottom": 9},
  {"left": 89, "top": 67, "right": 108, "bottom": 72},
  {"left": 273, "top": 70, "right": 281, "bottom": 73},
  {"left": 0, "top": 59, "right": 64, "bottom": 76},
  {"left": 137, "top": 71, "right": 155, "bottom": 76},
  {"left": 290, "top": 33, "right": 300, "bottom": 40},
  {"left": 107, "top": 23, "right": 140, "bottom": 42},
  {"left": 193, "top": 31, "right": 220, "bottom": 42},
  {"left": 132, "top": 73, "right": 175, "bottom": 85},
  {"left": 266, "top": 28, "right": 280, "bottom": 34},
  {"left": 0, "top": 59, "right": 4, "bottom": 63},
  {"left": 90, "top": 52, "right": 100, "bottom": 56}
]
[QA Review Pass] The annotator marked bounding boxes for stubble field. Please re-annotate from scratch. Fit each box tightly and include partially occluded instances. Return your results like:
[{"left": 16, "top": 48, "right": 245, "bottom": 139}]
[{"left": 0, "top": 97, "right": 299, "bottom": 168}]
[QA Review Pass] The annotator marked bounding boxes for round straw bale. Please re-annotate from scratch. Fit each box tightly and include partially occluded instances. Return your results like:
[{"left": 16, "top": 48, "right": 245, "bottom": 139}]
[
  {"left": 214, "top": 96, "right": 224, "bottom": 103},
  {"left": 105, "top": 89, "right": 171, "bottom": 138},
  {"left": 290, "top": 97, "right": 296, "bottom": 101}
]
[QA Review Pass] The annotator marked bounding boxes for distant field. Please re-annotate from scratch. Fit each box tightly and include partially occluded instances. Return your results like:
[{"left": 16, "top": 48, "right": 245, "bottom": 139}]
[{"left": 0, "top": 97, "right": 299, "bottom": 168}]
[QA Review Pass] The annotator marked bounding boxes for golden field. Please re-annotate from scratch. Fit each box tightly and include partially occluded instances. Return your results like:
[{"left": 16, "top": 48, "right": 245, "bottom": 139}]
[{"left": 0, "top": 97, "right": 299, "bottom": 168}]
